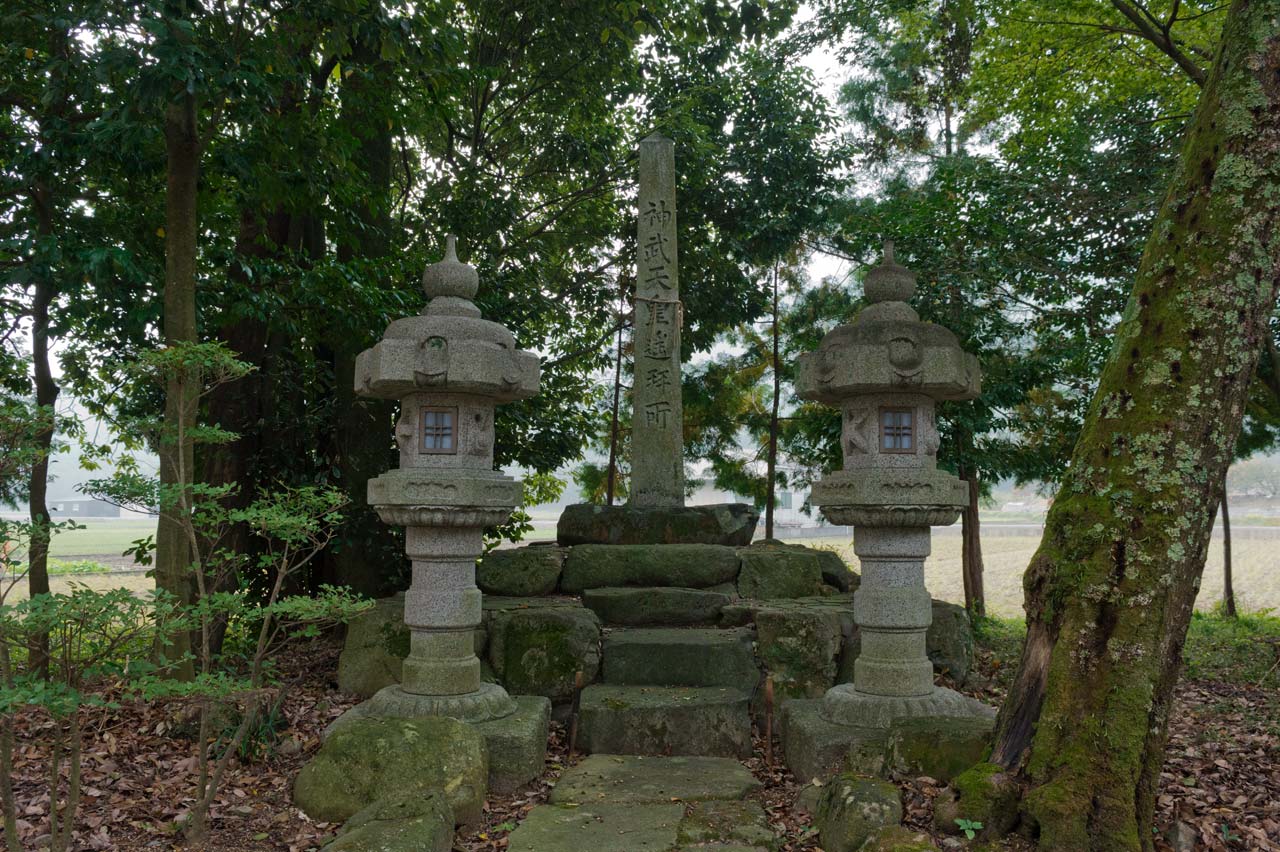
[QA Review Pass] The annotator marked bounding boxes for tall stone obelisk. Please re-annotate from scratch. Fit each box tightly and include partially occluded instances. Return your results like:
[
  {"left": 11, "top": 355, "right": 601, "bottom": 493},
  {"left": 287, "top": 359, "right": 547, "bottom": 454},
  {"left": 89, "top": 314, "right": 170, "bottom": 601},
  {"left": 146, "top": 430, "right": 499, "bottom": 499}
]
[{"left": 630, "top": 132, "right": 685, "bottom": 508}]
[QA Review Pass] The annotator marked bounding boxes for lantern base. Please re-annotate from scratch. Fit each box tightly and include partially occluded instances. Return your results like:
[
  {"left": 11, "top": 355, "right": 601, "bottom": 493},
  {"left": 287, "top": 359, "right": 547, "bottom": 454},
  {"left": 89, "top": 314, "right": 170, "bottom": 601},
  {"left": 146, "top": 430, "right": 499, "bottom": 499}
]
[
  {"left": 819, "top": 683, "right": 994, "bottom": 730},
  {"left": 358, "top": 682, "right": 518, "bottom": 724}
]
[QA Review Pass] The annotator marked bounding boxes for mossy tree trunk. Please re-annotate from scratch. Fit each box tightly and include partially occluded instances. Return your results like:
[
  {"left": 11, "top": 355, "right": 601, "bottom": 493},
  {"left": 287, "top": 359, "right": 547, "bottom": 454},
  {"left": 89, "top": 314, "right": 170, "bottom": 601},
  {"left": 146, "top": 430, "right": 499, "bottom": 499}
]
[{"left": 988, "top": 4, "right": 1280, "bottom": 849}]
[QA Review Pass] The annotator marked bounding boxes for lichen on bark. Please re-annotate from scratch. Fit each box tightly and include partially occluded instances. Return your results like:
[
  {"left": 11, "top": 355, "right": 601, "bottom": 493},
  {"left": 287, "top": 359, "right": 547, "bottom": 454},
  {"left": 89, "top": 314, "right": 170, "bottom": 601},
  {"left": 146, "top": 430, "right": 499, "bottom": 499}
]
[{"left": 981, "top": 3, "right": 1280, "bottom": 850}]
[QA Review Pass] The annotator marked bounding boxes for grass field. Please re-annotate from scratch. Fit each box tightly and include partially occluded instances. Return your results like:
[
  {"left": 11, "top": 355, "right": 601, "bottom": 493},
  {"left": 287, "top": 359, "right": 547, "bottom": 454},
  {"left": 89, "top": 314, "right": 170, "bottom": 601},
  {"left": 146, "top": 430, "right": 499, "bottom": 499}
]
[{"left": 45, "top": 518, "right": 155, "bottom": 558}]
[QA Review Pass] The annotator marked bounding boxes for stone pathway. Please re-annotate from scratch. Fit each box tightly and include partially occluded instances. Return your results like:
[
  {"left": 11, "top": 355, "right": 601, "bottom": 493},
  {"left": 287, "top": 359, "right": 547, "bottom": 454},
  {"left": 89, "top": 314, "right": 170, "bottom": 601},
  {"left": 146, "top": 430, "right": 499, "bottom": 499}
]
[{"left": 507, "top": 754, "right": 778, "bottom": 852}]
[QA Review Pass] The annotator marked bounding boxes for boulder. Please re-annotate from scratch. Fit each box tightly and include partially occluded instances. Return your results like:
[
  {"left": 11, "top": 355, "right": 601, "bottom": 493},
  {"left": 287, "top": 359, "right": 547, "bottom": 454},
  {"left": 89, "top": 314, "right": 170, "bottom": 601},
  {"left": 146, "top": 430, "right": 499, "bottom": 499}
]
[
  {"left": 737, "top": 542, "right": 825, "bottom": 599},
  {"left": 926, "top": 601, "right": 974, "bottom": 685},
  {"left": 560, "top": 544, "right": 740, "bottom": 592},
  {"left": 932, "top": 762, "right": 1020, "bottom": 838},
  {"left": 486, "top": 604, "right": 601, "bottom": 702},
  {"left": 814, "top": 548, "right": 859, "bottom": 593},
  {"left": 884, "top": 716, "right": 992, "bottom": 782},
  {"left": 756, "top": 605, "right": 844, "bottom": 700},
  {"left": 557, "top": 502, "right": 758, "bottom": 546},
  {"left": 293, "top": 716, "right": 487, "bottom": 826},
  {"left": 322, "top": 790, "right": 453, "bottom": 852},
  {"left": 336, "top": 596, "right": 407, "bottom": 699},
  {"left": 476, "top": 546, "right": 565, "bottom": 597},
  {"left": 815, "top": 774, "right": 903, "bottom": 852}
]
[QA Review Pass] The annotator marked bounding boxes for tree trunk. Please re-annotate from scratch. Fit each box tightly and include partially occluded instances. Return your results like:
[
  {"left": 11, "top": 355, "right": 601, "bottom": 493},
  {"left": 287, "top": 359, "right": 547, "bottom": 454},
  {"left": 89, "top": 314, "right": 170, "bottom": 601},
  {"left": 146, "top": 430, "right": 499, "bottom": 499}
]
[
  {"left": 155, "top": 91, "right": 199, "bottom": 680},
  {"left": 26, "top": 181, "right": 59, "bottom": 675},
  {"left": 1221, "top": 487, "right": 1235, "bottom": 617},
  {"left": 765, "top": 265, "right": 781, "bottom": 540},
  {"left": 987, "top": 6, "right": 1280, "bottom": 849},
  {"left": 961, "top": 467, "right": 985, "bottom": 617},
  {"left": 606, "top": 278, "right": 626, "bottom": 506},
  {"left": 318, "top": 20, "right": 400, "bottom": 597}
]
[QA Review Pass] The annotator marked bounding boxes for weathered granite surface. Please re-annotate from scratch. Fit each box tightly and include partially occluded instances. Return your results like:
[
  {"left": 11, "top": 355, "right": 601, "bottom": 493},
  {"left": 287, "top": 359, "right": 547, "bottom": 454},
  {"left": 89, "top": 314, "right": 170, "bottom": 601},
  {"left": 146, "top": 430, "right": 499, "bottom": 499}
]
[
  {"left": 473, "top": 696, "right": 551, "bottom": 793},
  {"left": 322, "top": 791, "right": 453, "bottom": 852},
  {"left": 602, "top": 627, "right": 759, "bottom": 693},
  {"left": 737, "top": 541, "right": 825, "bottom": 599},
  {"left": 629, "top": 132, "right": 684, "bottom": 509},
  {"left": 507, "top": 802, "right": 684, "bottom": 852},
  {"left": 476, "top": 545, "right": 565, "bottom": 597},
  {"left": 293, "top": 716, "right": 486, "bottom": 826},
  {"left": 560, "top": 544, "right": 740, "bottom": 592},
  {"left": 677, "top": 800, "right": 780, "bottom": 851},
  {"left": 578, "top": 684, "right": 752, "bottom": 757},
  {"left": 582, "top": 585, "right": 731, "bottom": 625},
  {"left": 884, "top": 715, "right": 992, "bottom": 782},
  {"left": 485, "top": 605, "right": 601, "bottom": 702},
  {"left": 558, "top": 502, "right": 759, "bottom": 546},
  {"left": 814, "top": 773, "right": 903, "bottom": 852},
  {"left": 549, "top": 755, "right": 760, "bottom": 805}
]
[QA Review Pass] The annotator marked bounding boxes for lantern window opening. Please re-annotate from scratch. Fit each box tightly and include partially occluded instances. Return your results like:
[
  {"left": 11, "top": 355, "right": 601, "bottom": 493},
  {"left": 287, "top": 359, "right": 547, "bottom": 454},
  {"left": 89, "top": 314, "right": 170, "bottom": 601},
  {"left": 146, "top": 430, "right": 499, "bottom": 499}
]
[
  {"left": 421, "top": 406, "right": 458, "bottom": 454},
  {"left": 880, "top": 407, "right": 915, "bottom": 454}
]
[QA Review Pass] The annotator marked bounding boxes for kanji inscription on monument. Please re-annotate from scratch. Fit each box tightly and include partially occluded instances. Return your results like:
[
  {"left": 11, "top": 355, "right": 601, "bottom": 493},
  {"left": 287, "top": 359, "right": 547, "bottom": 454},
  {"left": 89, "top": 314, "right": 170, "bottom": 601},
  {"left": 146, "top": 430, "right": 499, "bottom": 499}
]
[{"left": 630, "top": 132, "right": 684, "bottom": 508}]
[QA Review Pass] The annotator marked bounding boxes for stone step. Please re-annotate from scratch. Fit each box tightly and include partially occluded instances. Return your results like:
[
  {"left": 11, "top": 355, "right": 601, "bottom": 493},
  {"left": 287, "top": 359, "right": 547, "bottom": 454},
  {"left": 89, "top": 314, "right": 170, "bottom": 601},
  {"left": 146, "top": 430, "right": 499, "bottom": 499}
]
[
  {"left": 602, "top": 627, "right": 759, "bottom": 693},
  {"left": 549, "top": 754, "right": 761, "bottom": 805},
  {"left": 578, "top": 684, "right": 753, "bottom": 758},
  {"left": 583, "top": 585, "right": 732, "bottom": 626}
]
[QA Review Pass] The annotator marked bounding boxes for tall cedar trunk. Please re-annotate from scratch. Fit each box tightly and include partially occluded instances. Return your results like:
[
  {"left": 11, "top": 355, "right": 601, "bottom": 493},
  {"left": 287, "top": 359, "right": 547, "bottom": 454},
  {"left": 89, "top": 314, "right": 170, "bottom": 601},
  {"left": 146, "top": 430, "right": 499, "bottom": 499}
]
[
  {"left": 987, "top": 5, "right": 1280, "bottom": 848},
  {"left": 606, "top": 278, "right": 626, "bottom": 505},
  {"left": 1221, "top": 488, "right": 1235, "bottom": 617},
  {"left": 155, "top": 91, "right": 199, "bottom": 680},
  {"left": 765, "top": 266, "right": 780, "bottom": 539},
  {"left": 26, "top": 182, "right": 58, "bottom": 675},
  {"left": 319, "top": 22, "right": 399, "bottom": 596},
  {"left": 961, "top": 467, "right": 985, "bottom": 616}
]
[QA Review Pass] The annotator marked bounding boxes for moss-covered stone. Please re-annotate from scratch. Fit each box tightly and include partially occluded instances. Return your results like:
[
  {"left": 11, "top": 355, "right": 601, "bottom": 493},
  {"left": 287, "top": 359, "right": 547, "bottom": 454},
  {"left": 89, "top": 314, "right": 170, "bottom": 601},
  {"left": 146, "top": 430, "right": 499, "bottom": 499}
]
[
  {"left": 323, "top": 790, "right": 453, "bottom": 852},
  {"left": 578, "top": 684, "right": 752, "bottom": 757},
  {"left": 815, "top": 773, "right": 903, "bottom": 852},
  {"left": 336, "top": 596, "right": 408, "bottom": 699},
  {"left": 856, "top": 825, "right": 938, "bottom": 851},
  {"left": 779, "top": 699, "right": 887, "bottom": 783},
  {"left": 756, "top": 605, "right": 843, "bottom": 700},
  {"left": 814, "top": 547, "right": 860, "bottom": 593},
  {"left": 560, "top": 544, "right": 740, "bottom": 592},
  {"left": 476, "top": 546, "right": 565, "bottom": 597},
  {"left": 486, "top": 604, "right": 600, "bottom": 702},
  {"left": 926, "top": 601, "right": 973, "bottom": 685},
  {"left": 293, "top": 716, "right": 487, "bottom": 826},
  {"left": 602, "top": 627, "right": 759, "bottom": 692},
  {"left": 582, "top": 585, "right": 731, "bottom": 626},
  {"left": 550, "top": 754, "right": 761, "bottom": 804},
  {"left": 556, "top": 502, "right": 758, "bottom": 546},
  {"left": 885, "top": 716, "right": 992, "bottom": 782},
  {"left": 472, "top": 695, "right": 551, "bottom": 794},
  {"left": 737, "top": 542, "right": 825, "bottom": 599},
  {"left": 507, "top": 802, "right": 684, "bottom": 852},
  {"left": 676, "top": 800, "right": 780, "bottom": 850},
  {"left": 932, "top": 762, "right": 1019, "bottom": 839}
]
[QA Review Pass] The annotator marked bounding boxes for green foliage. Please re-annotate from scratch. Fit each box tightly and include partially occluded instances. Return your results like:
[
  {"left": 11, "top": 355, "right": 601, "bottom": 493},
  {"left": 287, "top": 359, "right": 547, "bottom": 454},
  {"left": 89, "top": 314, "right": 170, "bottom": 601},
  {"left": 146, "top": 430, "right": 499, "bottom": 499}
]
[
  {"left": 486, "top": 473, "right": 566, "bottom": 548},
  {"left": 956, "top": 817, "right": 984, "bottom": 839},
  {"left": 1183, "top": 609, "right": 1280, "bottom": 686}
]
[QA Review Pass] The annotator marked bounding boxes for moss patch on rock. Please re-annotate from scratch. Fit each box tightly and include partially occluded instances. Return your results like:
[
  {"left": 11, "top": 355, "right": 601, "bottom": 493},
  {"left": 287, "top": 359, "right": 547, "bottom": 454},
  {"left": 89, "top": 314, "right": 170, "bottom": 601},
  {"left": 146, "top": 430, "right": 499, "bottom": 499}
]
[
  {"left": 486, "top": 605, "right": 601, "bottom": 702},
  {"left": 885, "top": 716, "right": 992, "bottom": 782},
  {"left": 737, "top": 542, "right": 825, "bottom": 599},
  {"left": 676, "top": 800, "right": 780, "bottom": 850},
  {"left": 293, "top": 716, "right": 487, "bottom": 826},
  {"left": 476, "top": 546, "right": 565, "bottom": 597},
  {"left": 815, "top": 773, "right": 903, "bottom": 852},
  {"left": 323, "top": 790, "right": 453, "bottom": 852},
  {"left": 933, "top": 762, "right": 1019, "bottom": 839}
]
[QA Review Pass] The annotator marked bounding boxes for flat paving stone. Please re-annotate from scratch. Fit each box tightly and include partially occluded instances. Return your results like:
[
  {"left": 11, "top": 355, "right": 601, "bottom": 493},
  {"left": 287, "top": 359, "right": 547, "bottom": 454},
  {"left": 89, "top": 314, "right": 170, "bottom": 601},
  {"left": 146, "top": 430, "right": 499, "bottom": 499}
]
[
  {"left": 506, "top": 802, "right": 683, "bottom": 852},
  {"left": 550, "top": 754, "right": 761, "bottom": 805}
]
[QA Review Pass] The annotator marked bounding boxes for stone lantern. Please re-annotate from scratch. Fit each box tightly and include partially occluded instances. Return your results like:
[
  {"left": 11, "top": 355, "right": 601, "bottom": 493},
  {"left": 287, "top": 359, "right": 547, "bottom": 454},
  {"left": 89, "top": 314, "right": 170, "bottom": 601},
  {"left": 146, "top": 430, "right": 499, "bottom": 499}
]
[
  {"left": 353, "top": 235, "right": 540, "bottom": 722},
  {"left": 795, "top": 242, "right": 992, "bottom": 729}
]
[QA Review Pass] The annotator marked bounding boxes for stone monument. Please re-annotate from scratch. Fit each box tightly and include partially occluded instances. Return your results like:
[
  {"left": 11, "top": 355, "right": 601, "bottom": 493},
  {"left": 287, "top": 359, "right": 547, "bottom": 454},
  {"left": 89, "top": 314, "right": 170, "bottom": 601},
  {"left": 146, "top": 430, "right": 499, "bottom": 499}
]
[
  {"left": 352, "top": 234, "right": 540, "bottom": 722},
  {"left": 556, "top": 132, "right": 758, "bottom": 546},
  {"left": 795, "top": 241, "right": 993, "bottom": 729}
]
